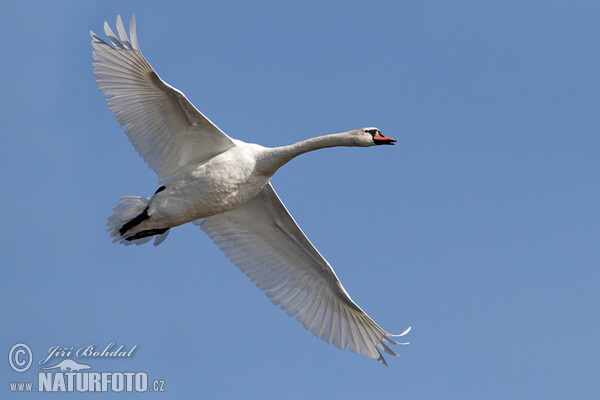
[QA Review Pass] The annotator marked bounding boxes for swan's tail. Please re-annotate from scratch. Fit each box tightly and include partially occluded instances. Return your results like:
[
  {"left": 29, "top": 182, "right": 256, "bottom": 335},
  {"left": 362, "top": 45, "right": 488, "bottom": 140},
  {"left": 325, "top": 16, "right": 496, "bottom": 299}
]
[{"left": 107, "top": 196, "right": 170, "bottom": 246}]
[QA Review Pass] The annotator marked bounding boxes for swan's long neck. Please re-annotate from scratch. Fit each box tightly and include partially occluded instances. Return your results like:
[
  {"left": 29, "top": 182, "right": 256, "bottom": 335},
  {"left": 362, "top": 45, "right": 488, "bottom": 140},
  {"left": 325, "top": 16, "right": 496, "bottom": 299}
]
[{"left": 261, "top": 132, "right": 356, "bottom": 174}]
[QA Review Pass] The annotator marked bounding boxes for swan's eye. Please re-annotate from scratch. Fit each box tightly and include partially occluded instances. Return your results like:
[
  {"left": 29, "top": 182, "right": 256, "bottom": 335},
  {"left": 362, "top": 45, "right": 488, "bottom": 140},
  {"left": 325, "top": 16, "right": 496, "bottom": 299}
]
[{"left": 365, "top": 129, "right": 378, "bottom": 136}]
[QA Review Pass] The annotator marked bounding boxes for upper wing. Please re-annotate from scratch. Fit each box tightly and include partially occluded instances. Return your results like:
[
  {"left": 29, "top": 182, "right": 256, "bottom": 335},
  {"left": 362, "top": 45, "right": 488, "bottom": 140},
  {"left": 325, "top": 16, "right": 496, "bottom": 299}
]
[
  {"left": 197, "top": 183, "right": 410, "bottom": 364},
  {"left": 91, "top": 15, "right": 235, "bottom": 183}
]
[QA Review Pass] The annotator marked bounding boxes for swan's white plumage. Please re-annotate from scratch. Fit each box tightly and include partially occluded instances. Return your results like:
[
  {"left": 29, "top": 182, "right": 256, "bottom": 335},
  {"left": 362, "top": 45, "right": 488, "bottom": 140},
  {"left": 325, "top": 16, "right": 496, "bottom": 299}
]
[
  {"left": 92, "top": 15, "right": 410, "bottom": 365},
  {"left": 198, "top": 184, "right": 410, "bottom": 364},
  {"left": 91, "top": 15, "right": 235, "bottom": 184}
]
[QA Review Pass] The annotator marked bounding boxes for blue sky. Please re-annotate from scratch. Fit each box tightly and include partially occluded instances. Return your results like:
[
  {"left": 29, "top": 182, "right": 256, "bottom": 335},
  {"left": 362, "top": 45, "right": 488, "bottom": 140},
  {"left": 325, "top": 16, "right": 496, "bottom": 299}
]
[{"left": 1, "top": 1, "right": 599, "bottom": 398}]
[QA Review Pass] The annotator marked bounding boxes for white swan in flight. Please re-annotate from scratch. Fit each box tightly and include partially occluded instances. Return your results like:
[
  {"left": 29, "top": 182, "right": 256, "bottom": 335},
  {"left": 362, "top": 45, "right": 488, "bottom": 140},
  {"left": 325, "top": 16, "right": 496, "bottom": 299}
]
[{"left": 91, "top": 15, "right": 410, "bottom": 365}]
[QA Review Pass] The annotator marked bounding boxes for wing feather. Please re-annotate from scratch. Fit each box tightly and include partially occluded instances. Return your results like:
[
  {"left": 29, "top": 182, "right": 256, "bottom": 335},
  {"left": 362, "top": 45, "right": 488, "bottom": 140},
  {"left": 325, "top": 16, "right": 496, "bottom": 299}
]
[
  {"left": 198, "top": 183, "right": 410, "bottom": 364},
  {"left": 91, "top": 15, "right": 235, "bottom": 183}
]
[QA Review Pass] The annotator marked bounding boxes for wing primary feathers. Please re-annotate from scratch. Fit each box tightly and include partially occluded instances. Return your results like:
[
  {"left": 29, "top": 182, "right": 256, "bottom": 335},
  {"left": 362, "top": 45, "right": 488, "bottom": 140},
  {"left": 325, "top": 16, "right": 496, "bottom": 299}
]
[
  {"left": 129, "top": 15, "right": 139, "bottom": 51},
  {"left": 103, "top": 21, "right": 124, "bottom": 49},
  {"left": 380, "top": 341, "right": 399, "bottom": 357},
  {"left": 92, "top": 16, "right": 235, "bottom": 182},
  {"left": 198, "top": 184, "right": 410, "bottom": 364},
  {"left": 115, "top": 15, "right": 133, "bottom": 50}
]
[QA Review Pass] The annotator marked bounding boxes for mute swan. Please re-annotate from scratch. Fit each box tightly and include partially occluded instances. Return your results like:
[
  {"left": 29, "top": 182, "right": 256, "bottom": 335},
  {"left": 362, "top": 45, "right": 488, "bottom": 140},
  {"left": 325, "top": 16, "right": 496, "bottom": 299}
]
[{"left": 91, "top": 15, "right": 410, "bottom": 365}]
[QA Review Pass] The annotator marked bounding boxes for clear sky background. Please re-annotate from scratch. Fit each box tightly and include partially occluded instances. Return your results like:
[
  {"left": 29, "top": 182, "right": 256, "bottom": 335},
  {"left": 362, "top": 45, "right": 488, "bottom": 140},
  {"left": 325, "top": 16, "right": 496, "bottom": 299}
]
[{"left": 1, "top": 1, "right": 599, "bottom": 399}]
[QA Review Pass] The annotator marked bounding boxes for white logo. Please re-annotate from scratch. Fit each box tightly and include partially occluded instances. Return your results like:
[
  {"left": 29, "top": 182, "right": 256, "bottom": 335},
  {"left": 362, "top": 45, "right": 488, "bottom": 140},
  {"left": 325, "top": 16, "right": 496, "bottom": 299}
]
[
  {"left": 8, "top": 343, "right": 32, "bottom": 373},
  {"left": 40, "top": 359, "right": 91, "bottom": 372},
  {"left": 7, "top": 343, "right": 165, "bottom": 393}
]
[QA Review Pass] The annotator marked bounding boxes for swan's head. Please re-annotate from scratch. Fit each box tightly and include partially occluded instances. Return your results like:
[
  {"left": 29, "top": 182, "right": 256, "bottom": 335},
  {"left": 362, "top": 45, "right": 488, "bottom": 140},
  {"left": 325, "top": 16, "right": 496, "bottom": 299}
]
[{"left": 352, "top": 127, "right": 397, "bottom": 146}]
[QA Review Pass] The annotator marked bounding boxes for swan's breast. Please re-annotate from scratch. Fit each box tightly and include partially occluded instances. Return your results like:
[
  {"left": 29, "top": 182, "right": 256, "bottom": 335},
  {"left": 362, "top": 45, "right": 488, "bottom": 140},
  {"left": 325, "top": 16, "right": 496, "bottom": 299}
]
[{"left": 149, "top": 144, "right": 270, "bottom": 225}]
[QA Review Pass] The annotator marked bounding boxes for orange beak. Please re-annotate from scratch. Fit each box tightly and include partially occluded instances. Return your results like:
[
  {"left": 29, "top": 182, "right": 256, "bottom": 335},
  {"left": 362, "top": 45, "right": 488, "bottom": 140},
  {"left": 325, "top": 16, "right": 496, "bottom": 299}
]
[{"left": 373, "top": 131, "right": 397, "bottom": 145}]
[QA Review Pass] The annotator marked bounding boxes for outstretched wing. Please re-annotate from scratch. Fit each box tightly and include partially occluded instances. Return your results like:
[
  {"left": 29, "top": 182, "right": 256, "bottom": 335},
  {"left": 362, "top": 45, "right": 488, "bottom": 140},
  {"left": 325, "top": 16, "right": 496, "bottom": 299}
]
[
  {"left": 198, "top": 184, "right": 410, "bottom": 364},
  {"left": 91, "top": 15, "right": 235, "bottom": 183}
]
